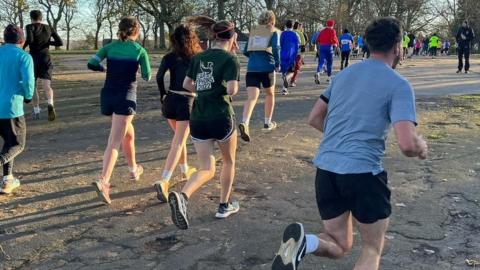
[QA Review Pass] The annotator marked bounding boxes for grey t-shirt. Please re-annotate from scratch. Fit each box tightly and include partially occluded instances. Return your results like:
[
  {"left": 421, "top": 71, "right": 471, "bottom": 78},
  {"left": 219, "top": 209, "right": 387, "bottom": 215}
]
[{"left": 314, "top": 59, "right": 416, "bottom": 174}]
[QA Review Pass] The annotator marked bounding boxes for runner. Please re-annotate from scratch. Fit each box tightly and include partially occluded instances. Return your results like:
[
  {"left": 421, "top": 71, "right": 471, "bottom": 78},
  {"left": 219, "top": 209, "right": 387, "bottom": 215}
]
[
  {"left": 23, "top": 10, "right": 63, "bottom": 121},
  {"left": 290, "top": 22, "right": 306, "bottom": 87},
  {"left": 401, "top": 32, "right": 409, "bottom": 61},
  {"left": 0, "top": 25, "right": 35, "bottom": 194},
  {"left": 88, "top": 17, "right": 151, "bottom": 204},
  {"left": 339, "top": 29, "right": 353, "bottom": 70},
  {"left": 456, "top": 20, "right": 475, "bottom": 74},
  {"left": 407, "top": 32, "right": 415, "bottom": 58},
  {"left": 311, "top": 25, "right": 323, "bottom": 61},
  {"left": 168, "top": 16, "right": 240, "bottom": 230},
  {"left": 357, "top": 35, "right": 364, "bottom": 58},
  {"left": 272, "top": 17, "right": 428, "bottom": 270},
  {"left": 280, "top": 20, "right": 299, "bottom": 95},
  {"left": 429, "top": 33, "right": 439, "bottom": 58},
  {"left": 153, "top": 24, "right": 201, "bottom": 203},
  {"left": 315, "top": 19, "right": 338, "bottom": 84},
  {"left": 442, "top": 40, "right": 450, "bottom": 56},
  {"left": 239, "top": 10, "right": 280, "bottom": 142}
]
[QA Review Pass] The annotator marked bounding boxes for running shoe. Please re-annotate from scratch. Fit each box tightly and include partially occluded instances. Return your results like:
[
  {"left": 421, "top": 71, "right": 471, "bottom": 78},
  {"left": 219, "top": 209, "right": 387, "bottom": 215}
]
[
  {"left": 272, "top": 223, "right": 307, "bottom": 270},
  {"left": 181, "top": 167, "right": 197, "bottom": 181},
  {"left": 282, "top": 88, "right": 289, "bottom": 96},
  {"left": 263, "top": 121, "right": 277, "bottom": 131},
  {"left": 238, "top": 123, "right": 251, "bottom": 142},
  {"left": 169, "top": 191, "right": 189, "bottom": 230},
  {"left": 91, "top": 180, "right": 112, "bottom": 205},
  {"left": 326, "top": 76, "right": 331, "bottom": 83},
  {"left": 130, "top": 164, "right": 144, "bottom": 181},
  {"left": 0, "top": 178, "right": 20, "bottom": 194},
  {"left": 47, "top": 104, "right": 56, "bottom": 122},
  {"left": 215, "top": 201, "right": 240, "bottom": 218},
  {"left": 282, "top": 75, "right": 289, "bottom": 89},
  {"left": 314, "top": 73, "right": 320, "bottom": 85},
  {"left": 289, "top": 82, "right": 296, "bottom": 87},
  {"left": 153, "top": 179, "right": 169, "bottom": 203},
  {"left": 465, "top": 70, "right": 469, "bottom": 74},
  {"left": 456, "top": 70, "right": 461, "bottom": 74},
  {"left": 32, "top": 109, "right": 40, "bottom": 120}
]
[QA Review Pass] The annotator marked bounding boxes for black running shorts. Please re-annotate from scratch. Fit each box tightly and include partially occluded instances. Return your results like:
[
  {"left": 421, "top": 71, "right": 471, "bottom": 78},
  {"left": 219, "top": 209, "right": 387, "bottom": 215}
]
[
  {"left": 162, "top": 93, "right": 194, "bottom": 121},
  {"left": 100, "top": 91, "right": 136, "bottom": 116},
  {"left": 190, "top": 117, "right": 235, "bottom": 142},
  {"left": 315, "top": 169, "right": 391, "bottom": 224},
  {"left": 31, "top": 53, "right": 53, "bottom": 80},
  {"left": 246, "top": 72, "right": 275, "bottom": 89}
]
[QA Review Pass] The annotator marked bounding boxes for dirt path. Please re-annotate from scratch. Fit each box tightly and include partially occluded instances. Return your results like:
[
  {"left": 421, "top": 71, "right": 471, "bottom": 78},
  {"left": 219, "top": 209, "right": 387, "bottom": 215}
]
[{"left": 0, "top": 55, "right": 479, "bottom": 270}]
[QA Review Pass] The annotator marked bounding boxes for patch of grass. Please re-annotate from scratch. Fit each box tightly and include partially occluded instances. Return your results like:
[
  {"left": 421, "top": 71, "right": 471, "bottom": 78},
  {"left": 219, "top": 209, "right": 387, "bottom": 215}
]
[{"left": 427, "top": 133, "right": 444, "bottom": 140}]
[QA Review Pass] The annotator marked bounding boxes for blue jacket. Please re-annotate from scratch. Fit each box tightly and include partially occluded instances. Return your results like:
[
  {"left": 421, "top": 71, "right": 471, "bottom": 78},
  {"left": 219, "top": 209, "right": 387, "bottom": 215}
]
[
  {"left": 244, "top": 31, "right": 280, "bottom": 72},
  {"left": 280, "top": 29, "right": 299, "bottom": 73},
  {"left": 340, "top": 33, "right": 353, "bottom": 52},
  {"left": 0, "top": 44, "right": 35, "bottom": 119}
]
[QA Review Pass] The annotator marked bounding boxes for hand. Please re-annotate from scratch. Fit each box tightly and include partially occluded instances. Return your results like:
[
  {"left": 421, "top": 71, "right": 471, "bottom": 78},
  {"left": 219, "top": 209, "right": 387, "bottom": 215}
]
[
  {"left": 417, "top": 135, "right": 428, "bottom": 160},
  {"left": 24, "top": 99, "right": 32, "bottom": 104}
]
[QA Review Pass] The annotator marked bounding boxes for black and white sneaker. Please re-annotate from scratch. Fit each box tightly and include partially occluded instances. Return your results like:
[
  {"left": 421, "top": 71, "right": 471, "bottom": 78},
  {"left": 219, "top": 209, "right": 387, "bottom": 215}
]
[
  {"left": 282, "top": 88, "right": 289, "bottom": 96},
  {"left": 263, "top": 121, "right": 277, "bottom": 131},
  {"left": 282, "top": 75, "right": 289, "bottom": 89},
  {"left": 314, "top": 73, "right": 320, "bottom": 84},
  {"left": 272, "top": 223, "right": 307, "bottom": 270},
  {"left": 168, "top": 191, "right": 189, "bottom": 230},
  {"left": 215, "top": 201, "right": 240, "bottom": 218}
]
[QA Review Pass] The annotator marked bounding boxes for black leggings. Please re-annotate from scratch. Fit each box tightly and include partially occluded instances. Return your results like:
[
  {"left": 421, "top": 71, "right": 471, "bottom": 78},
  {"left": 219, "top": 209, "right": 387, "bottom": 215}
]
[
  {"left": 458, "top": 47, "right": 470, "bottom": 71},
  {"left": 341, "top": 51, "right": 350, "bottom": 70},
  {"left": 0, "top": 117, "right": 26, "bottom": 176}
]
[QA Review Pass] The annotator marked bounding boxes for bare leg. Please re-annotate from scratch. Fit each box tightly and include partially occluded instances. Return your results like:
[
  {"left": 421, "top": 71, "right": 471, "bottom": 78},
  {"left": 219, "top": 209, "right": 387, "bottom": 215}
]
[
  {"left": 101, "top": 114, "right": 133, "bottom": 184},
  {"left": 264, "top": 85, "right": 275, "bottom": 121},
  {"left": 217, "top": 131, "right": 237, "bottom": 203},
  {"left": 242, "top": 87, "right": 260, "bottom": 124},
  {"left": 121, "top": 121, "right": 136, "bottom": 169},
  {"left": 163, "top": 119, "right": 190, "bottom": 173},
  {"left": 354, "top": 218, "right": 389, "bottom": 270},
  {"left": 181, "top": 140, "right": 215, "bottom": 198},
  {"left": 312, "top": 212, "right": 354, "bottom": 259},
  {"left": 42, "top": 79, "right": 54, "bottom": 104}
]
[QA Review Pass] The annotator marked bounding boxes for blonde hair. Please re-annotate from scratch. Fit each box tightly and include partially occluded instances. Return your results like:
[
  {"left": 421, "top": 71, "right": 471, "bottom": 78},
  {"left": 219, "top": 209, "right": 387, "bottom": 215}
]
[{"left": 258, "top": 10, "right": 275, "bottom": 25}]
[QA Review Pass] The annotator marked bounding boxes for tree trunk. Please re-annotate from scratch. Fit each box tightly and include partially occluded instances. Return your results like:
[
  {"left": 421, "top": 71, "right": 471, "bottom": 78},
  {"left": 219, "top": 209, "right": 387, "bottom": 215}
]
[
  {"left": 218, "top": 0, "right": 226, "bottom": 20},
  {"left": 95, "top": 28, "right": 101, "bottom": 50},
  {"left": 159, "top": 21, "right": 166, "bottom": 49},
  {"left": 153, "top": 22, "right": 159, "bottom": 49},
  {"left": 265, "top": 0, "right": 275, "bottom": 10},
  {"left": 66, "top": 29, "right": 70, "bottom": 50}
]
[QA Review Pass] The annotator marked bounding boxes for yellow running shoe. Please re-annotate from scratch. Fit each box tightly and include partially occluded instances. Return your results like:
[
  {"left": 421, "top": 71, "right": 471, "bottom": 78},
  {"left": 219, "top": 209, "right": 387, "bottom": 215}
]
[
  {"left": 181, "top": 167, "right": 197, "bottom": 181},
  {"left": 153, "top": 179, "right": 170, "bottom": 203}
]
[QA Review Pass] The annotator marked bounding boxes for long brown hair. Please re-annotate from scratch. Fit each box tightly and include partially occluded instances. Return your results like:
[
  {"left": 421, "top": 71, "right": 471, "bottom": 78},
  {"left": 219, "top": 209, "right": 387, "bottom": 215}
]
[
  {"left": 187, "top": 16, "right": 235, "bottom": 40},
  {"left": 170, "top": 24, "right": 202, "bottom": 60},
  {"left": 118, "top": 16, "right": 140, "bottom": 41}
]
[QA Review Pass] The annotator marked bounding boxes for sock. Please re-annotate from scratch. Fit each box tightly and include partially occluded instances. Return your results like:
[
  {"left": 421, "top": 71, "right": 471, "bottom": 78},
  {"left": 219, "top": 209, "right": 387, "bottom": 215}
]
[
  {"left": 47, "top": 98, "right": 54, "bottom": 105},
  {"left": 162, "top": 170, "right": 173, "bottom": 180},
  {"left": 306, "top": 234, "right": 320, "bottom": 254},
  {"left": 3, "top": 175, "right": 13, "bottom": 181},
  {"left": 179, "top": 164, "right": 189, "bottom": 174},
  {"left": 220, "top": 202, "right": 229, "bottom": 208},
  {"left": 34, "top": 106, "right": 40, "bottom": 114},
  {"left": 242, "top": 117, "right": 250, "bottom": 126},
  {"left": 265, "top": 118, "right": 272, "bottom": 125},
  {"left": 129, "top": 165, "right": 137, "bottom": 173}
]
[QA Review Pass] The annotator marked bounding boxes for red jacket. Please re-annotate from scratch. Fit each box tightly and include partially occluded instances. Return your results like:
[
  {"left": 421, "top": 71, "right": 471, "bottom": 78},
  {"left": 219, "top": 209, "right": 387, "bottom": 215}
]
[{"left": 316, "top": 28, "right": 338, "bottom": 46}]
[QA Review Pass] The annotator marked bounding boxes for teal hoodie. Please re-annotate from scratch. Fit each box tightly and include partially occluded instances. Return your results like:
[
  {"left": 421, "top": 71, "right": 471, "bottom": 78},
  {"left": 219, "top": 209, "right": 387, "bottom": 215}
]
[{"left": 0, "top": 44, "right": 35, "bottom": 119}]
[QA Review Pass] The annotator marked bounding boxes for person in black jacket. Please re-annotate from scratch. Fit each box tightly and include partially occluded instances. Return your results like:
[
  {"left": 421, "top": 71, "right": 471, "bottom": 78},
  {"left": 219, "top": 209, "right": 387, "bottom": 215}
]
[
  {"left": 23, "top": 10, "right": 63, "bottom": 121},
  {"left": 153, "top": 24, "right": 202, "bottom": 203},
  {"left": 456, "top": 20, "right": 475, "bottom": 74}
]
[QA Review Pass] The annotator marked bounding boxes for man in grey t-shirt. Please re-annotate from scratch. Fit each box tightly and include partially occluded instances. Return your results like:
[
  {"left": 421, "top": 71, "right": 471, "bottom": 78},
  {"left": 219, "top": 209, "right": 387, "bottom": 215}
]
[{"left": 272, "top": 18, "right": 428, "bottom": 270}]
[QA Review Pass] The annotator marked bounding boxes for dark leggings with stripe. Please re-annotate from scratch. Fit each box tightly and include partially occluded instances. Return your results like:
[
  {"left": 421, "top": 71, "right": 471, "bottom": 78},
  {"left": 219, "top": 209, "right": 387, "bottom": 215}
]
[{"left": 0, "top": 117, "right": 26, "bottom": 176}]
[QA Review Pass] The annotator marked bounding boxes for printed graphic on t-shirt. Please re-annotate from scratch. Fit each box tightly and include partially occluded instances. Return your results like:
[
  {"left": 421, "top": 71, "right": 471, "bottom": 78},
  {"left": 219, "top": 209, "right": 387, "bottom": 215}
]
[{"left": 197, "top": 61, "right": 215, "bottom": 91}]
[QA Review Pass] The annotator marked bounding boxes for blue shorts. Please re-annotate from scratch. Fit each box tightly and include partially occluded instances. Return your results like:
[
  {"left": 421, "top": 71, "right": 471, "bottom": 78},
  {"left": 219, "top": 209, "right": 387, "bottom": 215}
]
[{"left": 100, "top": 91, "right": 136, "bottom": 116}]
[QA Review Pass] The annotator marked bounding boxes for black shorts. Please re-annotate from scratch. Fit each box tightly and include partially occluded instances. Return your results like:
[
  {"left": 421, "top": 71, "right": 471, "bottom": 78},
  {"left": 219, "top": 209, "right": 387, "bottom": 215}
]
[
  {"left": 31, "top": 53, "right": 53, "bottom": 80},
  {"left": 100, "top": 91, "right": 136, "bottom": 116},
  {"left": 162, "top": 93, "right": 194, "bottom": 121},
  {"left": 190, "top": 117, "right": 235, "bottom": 142},
  {"left": 246, "top": 72, "right": 275, "bottom": 89},
  {"left": 315, "top": 169, "right": 391, "bottom": 224}
]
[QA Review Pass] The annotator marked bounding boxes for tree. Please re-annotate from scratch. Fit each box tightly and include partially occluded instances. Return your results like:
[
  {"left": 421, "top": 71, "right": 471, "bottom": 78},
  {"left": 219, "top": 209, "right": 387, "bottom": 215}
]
[
  {"left": 0, "top": 0, "right": 29, "bottom": 28},
  {"left": 38, "top": 0, "right": 71, "bottom": 32},
  {"left": 62, "top": 0, "right": 77, "bottom": 50},
  {"left": 92, "top": 0, "right": 114, "bottom": 49}
]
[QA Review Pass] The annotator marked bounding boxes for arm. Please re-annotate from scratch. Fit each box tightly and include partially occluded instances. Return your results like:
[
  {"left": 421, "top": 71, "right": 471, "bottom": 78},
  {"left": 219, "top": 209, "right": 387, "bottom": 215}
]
[
  {"left": 156, "top": 55, "right": 169, "bottom": 102},
  {"left": 308, "top": 97, "right": 328, "bottom": 132},
  {"left": 226, "top": 80, "right": 239, "bottom": 96},
  {"left": 243, "top": 38, "right": 250, "bottom": 57},
  {"left": 20, "top": 54, "right": 35, "bottom": 102},
  {"left": 182, "top": 76, "right": 195, "bottom": 92},
  {"left": 50, "top": 28, "right": 63, "bottom": 47},
  {"left": 23, "top": 25, "right": 33, "bottom": 50},
  {"left": 271, "top": 32, "right": 280, "bottom": 69},
  {"left": 139, "top": 49, "right": 152, "bottom": 81},
  {"left": 393, "top": 121, "right": 427, "bottom": 159},
  {"left": 87, "top": 46, "right": 107, "bottom": 72}
]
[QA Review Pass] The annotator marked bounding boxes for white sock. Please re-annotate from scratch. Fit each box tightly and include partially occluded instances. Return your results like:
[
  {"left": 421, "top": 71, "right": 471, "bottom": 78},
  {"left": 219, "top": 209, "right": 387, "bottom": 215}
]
[
  {"left": 265, "top": 118, "right": 272, "bottom": 125},
  {"left": 129, "top": 165, "right": 137, "bottom": 173},
  {"left": 47, "top": 98, "right": 54, "bottom": 105},
  {"left": 242, "top": 117, "right": 250, "bottom": 126},
  {"left": 306, "top": 234, "right": 320, "bottom": 254},
  {"left": 179, "top": 164, "right": 189, "bottom": 174},
  {"left": 162, "top": 170, "right": 173, "bottom": 180},
  {"left": 34, "top": 106, "right": 40, "bottom": 113},
  {"left": 3, "top": 175, "right": 13, "bottom": 181}
]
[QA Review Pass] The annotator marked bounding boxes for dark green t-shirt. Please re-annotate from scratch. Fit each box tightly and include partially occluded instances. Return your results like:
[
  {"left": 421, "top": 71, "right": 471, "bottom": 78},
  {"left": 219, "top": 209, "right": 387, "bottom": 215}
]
[{"left": 186, "top": 49, "right": 240, "bottom": 121}]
